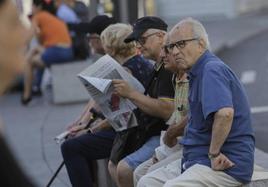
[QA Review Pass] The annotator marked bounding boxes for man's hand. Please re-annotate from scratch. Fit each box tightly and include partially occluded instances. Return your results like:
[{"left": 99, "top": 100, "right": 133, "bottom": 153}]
[
  {"left": 210, "top": 153, "right": 235, "bottom": 171},
  {"left": 163, "top": 125, "right": 179, "bottom": 148},
  {"left": 152, "top": 154, "right": 159, "bottom": 164},
  {"left": 112, "top": 79, "right": 134, "bottom": 98}
]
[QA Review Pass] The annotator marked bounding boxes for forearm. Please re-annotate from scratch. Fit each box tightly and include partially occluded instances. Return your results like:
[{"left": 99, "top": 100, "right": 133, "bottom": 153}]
[
  {"left": 209, "top": 108, "right": 234, "bottom": 154},
  {"left": 128, "top": 90, "right": 174, "bottom": 120},
  {"left": 172, "top": 116, "right": 188, "bottom": 137},
  {"left": 75, "top": 100, "right": 96, "bottom": 124}
]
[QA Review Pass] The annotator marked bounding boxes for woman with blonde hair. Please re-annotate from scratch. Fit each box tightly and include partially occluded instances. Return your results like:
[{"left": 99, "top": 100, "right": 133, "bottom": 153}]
[
  {"left": 61, "top": 23, "right": 153, "bottom": 187},
  {"left": 101, "top": 23, "right": 153, "bottom": 86}
]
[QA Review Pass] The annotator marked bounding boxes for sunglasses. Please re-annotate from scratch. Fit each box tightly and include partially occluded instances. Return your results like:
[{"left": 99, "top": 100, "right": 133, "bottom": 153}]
[
  {"left": 166, "top": 38, "right": 199, "bottom": 52},
  {"left": 137, "top": 32, "right": 159, "bottom": 45}
]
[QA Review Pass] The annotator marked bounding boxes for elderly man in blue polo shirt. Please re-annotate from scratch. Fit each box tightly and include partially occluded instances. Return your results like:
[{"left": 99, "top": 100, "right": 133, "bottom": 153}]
[{"left": 137, "top": 17, "right": 255, "bottom": 187}]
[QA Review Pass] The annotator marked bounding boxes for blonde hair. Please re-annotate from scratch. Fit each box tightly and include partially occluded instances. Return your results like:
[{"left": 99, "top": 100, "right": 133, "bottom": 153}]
[{"left": 100, "top": 23, "right": 136, "bottom": 58}]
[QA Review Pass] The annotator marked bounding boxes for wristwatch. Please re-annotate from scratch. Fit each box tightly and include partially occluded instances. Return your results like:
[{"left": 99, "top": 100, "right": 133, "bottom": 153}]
[{"left": 208, "top": 152, "right": 220, "bottom": 160}]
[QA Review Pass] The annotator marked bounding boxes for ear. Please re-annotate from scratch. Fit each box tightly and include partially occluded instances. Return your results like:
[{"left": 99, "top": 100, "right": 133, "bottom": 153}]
[{"left": 198, "top": 38, "right": 206, "bottom": 49}]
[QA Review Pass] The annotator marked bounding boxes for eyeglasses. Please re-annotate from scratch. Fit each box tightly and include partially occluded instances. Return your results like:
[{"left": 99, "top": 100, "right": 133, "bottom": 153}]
[
  {"left": 166, "top": 38, "right": 199, "bottom": 52},
  {"left": 137, "top": 32, "right": 159, "bottom": 45},
  {"left": 162, "top": 45, "right": 169, "bottom": 54}
]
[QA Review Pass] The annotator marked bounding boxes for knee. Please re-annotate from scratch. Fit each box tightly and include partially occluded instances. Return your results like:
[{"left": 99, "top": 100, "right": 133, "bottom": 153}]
[
  {"left": 61, "top": 139, "right": 77, "bottom": 158},
  {"left": 108, "top": 160, "right": 116, "bottom": 176},
  {"left": 137, "top": 175, "right": 150, "bottom": 187},
  {"left": 117, "top": 160, "right": 132, "bottom": 182},
  {"left": 133, "top": 167, "right": 140, "bottom": 183}
]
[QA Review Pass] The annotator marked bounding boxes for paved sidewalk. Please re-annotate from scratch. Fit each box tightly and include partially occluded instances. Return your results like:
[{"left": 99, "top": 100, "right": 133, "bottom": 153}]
[{"left": 1, "top": 11, "right": 268, "bottom": 187}]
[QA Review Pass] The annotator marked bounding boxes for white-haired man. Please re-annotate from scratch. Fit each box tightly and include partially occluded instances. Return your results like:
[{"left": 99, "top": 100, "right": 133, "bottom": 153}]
[{"left": 137, "top": 17, "right": 254, "bottom": 187}]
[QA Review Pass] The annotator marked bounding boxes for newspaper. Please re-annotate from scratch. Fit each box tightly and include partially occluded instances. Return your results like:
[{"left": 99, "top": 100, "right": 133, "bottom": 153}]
[{"left": 78, "top": 54, "right": 145, "bottom": 131}]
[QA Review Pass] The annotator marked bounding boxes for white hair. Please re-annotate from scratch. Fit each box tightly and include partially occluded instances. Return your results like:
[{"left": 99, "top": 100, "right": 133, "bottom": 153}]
[{"left": 178, "top": 17, "right": 210, "bottom": 50}]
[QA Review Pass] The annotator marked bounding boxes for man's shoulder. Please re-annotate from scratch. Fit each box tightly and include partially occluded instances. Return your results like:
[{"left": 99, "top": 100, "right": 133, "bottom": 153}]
[
  {"left": 158, "top": 66, "right": 173, "bottom": 78},
  {"left": 203, "top": 58, "right": 229, "bottom": 75}
]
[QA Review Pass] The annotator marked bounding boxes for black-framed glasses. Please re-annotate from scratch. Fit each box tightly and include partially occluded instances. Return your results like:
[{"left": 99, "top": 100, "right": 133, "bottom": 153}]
[
  {"left": 166, "top": 38, "right": 199, "bottom": 51},
  {"left": 162, "top": 45, "right": 170, "bottom": 54},
  {"left": 137, "top": 32, "right": 159, "bottom": 45}
]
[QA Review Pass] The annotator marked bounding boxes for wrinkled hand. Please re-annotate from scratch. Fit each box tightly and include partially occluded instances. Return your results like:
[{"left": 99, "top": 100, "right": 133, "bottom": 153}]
[
  {"left": 163, "top": 125, "right": 178, "bottom": 148},
  {"left": 112, "top": 79, "right": 134, "bottom": 98},
  {"left": 211, "top": 153, "right": 235, "bottom": 171},
  {"left": 68, "top": 123, "right": 87, "bottom": 137},
  {"left": 66, "top": 121, "right": 79, "bottom": 131}
]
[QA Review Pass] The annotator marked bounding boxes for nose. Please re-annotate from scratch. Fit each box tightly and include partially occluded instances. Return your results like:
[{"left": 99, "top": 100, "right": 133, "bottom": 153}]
[
  {"left": 136, "top": 42, "right": 142, "bottom": 49},
  {"left": 159, "top": 48, "right": 165, "bottom": 58},
  {"left": 171, "top": 45, "right": 181, "bottom": 57}
]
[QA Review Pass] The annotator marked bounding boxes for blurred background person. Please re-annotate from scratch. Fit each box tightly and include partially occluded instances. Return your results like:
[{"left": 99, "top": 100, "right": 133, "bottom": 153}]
[
  {"left": 22, "top": 0, "right": 74, "bottom": 105},
  {"left": 0, "top": 0, "right": 36, "bottom": 186},
  {"left": 54, "top": 0, "right": 80, "bottom": 24},
  {"left": 66, "top": 0, "right": 89, "bottom": 22}
]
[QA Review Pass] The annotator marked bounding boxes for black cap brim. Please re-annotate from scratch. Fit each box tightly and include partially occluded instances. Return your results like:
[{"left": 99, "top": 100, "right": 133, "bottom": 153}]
[{"left": 124, "top": 28, "right": 146, "bottom": 43}]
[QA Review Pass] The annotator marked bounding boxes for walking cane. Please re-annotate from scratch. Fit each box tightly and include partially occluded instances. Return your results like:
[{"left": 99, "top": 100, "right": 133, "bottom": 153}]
[
  {"left": 46, "top": 161, "right": 64, "bottom": 187},
  {"left": 46, "top": 108, "right": 105, "bottom": 187}
]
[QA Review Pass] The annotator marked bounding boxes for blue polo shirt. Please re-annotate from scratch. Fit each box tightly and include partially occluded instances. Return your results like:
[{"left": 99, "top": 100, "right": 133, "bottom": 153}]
[{"left": 180, "top": 50, "right": 255, "bottom": 183}]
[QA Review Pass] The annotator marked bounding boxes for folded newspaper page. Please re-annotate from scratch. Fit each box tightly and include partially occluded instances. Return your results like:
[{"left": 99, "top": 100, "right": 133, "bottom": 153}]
[{"left": 78, "top": 54, "right": 145, "bottom": 131}]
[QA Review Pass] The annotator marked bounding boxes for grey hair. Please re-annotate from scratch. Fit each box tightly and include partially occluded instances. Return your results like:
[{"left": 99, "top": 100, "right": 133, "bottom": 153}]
[{"left": 179, "top": 17, "right": 210, "bottom": 50}]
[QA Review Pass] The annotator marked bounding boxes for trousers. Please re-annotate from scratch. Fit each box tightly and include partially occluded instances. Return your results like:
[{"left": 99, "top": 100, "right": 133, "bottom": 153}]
[{"left": 61, "top": 129, "right": 116, "bottom": 187}]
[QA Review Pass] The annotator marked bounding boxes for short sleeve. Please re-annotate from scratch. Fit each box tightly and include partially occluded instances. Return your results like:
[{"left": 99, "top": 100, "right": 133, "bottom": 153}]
[{"left": 202, "top": 62, "right": 233, "bottom": 119}]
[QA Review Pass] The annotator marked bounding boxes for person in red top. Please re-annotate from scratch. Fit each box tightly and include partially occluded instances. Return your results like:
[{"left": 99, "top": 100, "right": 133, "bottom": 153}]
[{"left": 22, "top": 0, "right": 74, "bottom": 105}]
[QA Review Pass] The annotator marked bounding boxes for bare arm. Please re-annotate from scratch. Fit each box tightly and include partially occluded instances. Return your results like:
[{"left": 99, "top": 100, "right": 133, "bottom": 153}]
[
  {"left": 113, "top": 80, "right": 174, "bottom": 120},
  {"left": 164, "top": 115, "right": 188, "bottom": 147},
  {"left": 128, "top": 90, "right": 173, "bottom": 120},
  {"left": 209, "top": 107, "right": 235, "bottom": 171},
  {"left": 67, "top": 100, "right": 96, "bottom": 130},
  {"left": 209, "top": 107, "right": 234, "bottom": 154}
]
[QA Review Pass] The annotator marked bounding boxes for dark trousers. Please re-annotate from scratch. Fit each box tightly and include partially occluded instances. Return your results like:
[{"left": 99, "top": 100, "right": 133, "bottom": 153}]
[{"left": 61, "top": 129, "right": 116, "bottom": 187}]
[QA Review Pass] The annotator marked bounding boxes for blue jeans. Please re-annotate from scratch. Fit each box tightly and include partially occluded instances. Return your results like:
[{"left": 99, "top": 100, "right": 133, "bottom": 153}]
[
  {"left": 124, "top": 136, "right": 160, "bottom": 169},
  {"left": 61, "top": 129, "right": 116, "bottom": 187},
  {"left": 35, "top": 46, "right": 74, "bottom": 89}
]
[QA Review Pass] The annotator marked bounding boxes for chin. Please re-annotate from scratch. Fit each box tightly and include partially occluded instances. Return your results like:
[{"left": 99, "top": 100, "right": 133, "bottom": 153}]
[{"left": 163, "top": 65, "right": 173, "bottom": 71}]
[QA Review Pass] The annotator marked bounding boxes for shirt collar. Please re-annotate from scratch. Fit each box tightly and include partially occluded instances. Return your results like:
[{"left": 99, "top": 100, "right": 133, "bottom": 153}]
[
  {"left": 188, "top": 50, "right": 210, "bottom": 79},
  {"left": 154, "top": 60, "right": 164, "bottom": 71}
]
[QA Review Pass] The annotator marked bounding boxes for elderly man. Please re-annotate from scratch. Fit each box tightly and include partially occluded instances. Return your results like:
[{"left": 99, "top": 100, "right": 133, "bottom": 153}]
[
  {"left": 133, "top": 33, "right": 189, "bottom": 186},
  {"left": 110, "top": 16, "right": 175, "bottom": 187},
  {"left": 137, "top": 17, "right": 255, "bottom": 187}
]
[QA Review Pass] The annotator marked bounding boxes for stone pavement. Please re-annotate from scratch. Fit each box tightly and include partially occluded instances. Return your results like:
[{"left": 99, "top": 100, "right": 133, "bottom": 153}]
[{"left": 1, "top": 11, "right": 268, "bottom": 187}]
